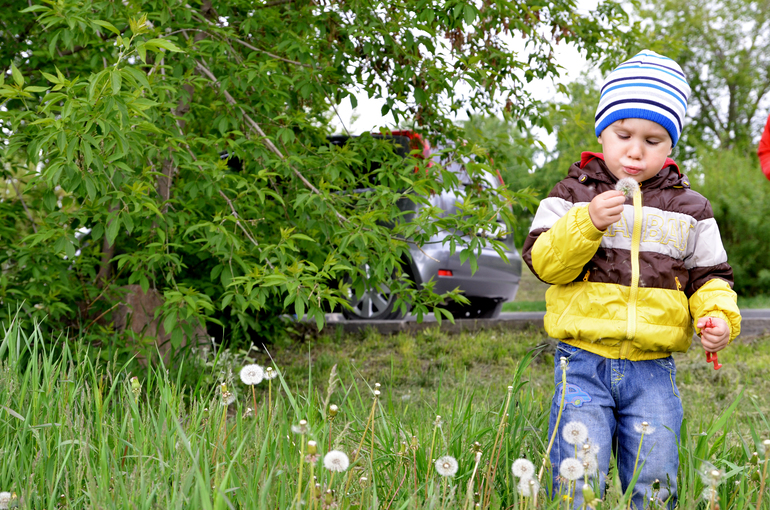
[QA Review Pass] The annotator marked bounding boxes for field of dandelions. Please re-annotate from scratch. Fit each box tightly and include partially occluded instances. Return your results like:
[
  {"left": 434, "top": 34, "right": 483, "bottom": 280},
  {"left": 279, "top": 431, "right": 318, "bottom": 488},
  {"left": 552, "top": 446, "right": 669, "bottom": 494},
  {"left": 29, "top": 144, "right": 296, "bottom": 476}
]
[{"left": 3, "top": 318, "right": 770, "bottom": 509}]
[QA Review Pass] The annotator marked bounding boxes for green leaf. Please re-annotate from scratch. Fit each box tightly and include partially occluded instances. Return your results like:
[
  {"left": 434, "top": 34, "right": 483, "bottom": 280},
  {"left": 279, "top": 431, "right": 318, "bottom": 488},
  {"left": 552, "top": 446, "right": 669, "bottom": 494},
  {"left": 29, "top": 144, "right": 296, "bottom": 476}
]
[
  {"left": 106, "top": 217, "right": 122, "bottom": 246},
  {"left": 111, "top": 71, "right": 121, "bottom": 95},
  {"left": 295, "top": 298, "right": 305, "bottom": 320},
  {"left": 144, "top": 38, "right": 184, "bottom": 53},
  {"left": 11, "top": 63, "right": 23, "bottom": 87},
  {"left": 41, "top": 71, "right": 60, "bottom": 84},
  {"left": 92, "top": 20, "right": 121, "bottom": 35}
]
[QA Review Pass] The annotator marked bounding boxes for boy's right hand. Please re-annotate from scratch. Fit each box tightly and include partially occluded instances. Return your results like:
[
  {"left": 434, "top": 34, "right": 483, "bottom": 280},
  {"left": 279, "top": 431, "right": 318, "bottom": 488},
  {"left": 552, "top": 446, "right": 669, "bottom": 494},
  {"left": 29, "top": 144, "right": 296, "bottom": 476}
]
[{"left": 588, "top": 190, "right": 626, "bottom": 231}]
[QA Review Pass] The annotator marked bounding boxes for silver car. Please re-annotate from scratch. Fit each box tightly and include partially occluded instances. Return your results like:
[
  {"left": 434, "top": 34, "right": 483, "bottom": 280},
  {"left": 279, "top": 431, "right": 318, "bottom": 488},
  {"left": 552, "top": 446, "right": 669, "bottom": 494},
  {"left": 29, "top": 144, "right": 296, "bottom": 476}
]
[{"left": 334, "top": 131, "right": 522, "bottom": 320}]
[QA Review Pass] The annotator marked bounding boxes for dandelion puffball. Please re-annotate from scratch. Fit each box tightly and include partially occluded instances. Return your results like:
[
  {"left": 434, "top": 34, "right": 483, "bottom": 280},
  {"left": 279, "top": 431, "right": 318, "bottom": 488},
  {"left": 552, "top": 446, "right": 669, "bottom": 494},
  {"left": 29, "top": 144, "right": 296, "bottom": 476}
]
[
  {"left": 511, "top": 458, "right": 535, "bottom": 479},
  {"left": 559, "top": 458, "right": 584, "bottom": 481},
  {"left": 633, "top": 421, "right": 655, "bottom": 435},
  {"left": 615, "top": 177, "right": 640, "bottom": 198},
  {"left": 517, "top": 477, "right": 539, "bottom": 498},
  {"left": 434, "top": 455, "right": 459, "bottom": 477},
  {"left": 323, "top": 450, "right": 350, "bottom": 472},
  {"left": 0, "top": 492, "right": 10, "bottom": 510},
  {"left": 562, "top": 421, "right": 589, "bottom": 445},
  {"left": 239, "top": 364, "right": 264, "bottom": 385}
]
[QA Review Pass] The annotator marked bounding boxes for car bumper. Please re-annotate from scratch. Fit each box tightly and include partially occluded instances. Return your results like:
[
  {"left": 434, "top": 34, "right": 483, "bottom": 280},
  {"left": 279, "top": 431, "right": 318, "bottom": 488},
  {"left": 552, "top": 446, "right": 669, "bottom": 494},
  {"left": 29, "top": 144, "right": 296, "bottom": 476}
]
[{"left": 409, "top": 238, "right": 521, "bottom": 301}]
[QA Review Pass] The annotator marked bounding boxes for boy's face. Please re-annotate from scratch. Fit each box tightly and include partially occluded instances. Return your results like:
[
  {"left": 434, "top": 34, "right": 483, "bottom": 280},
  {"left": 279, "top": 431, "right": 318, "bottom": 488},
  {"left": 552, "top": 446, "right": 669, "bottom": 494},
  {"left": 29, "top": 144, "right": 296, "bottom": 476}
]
[{"left": 597, "top": 118, "right": 673, "bottom": 183}]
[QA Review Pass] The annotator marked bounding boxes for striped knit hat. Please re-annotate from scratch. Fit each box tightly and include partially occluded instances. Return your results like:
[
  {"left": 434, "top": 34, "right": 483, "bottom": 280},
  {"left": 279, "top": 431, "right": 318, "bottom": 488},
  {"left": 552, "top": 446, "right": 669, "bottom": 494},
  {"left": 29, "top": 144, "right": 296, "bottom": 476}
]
[{"left": 595, "top": 50, "right": 690, "bottom": 147}]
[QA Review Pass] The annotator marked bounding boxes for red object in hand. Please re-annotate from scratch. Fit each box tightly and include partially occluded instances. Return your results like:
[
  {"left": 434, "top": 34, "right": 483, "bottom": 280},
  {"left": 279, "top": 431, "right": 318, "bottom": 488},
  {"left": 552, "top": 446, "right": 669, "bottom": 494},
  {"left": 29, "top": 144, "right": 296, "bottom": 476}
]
[{"left": 703, "top": 317, "right": 722, "bottom": 370}]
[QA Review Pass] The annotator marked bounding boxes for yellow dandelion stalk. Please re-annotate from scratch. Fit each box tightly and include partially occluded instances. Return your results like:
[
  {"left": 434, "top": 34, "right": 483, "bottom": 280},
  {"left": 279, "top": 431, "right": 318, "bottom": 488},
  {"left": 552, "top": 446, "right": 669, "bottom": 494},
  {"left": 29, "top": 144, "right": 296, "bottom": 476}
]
[{"left": 535, "top": 357, "right": 568, "bottom": 507}]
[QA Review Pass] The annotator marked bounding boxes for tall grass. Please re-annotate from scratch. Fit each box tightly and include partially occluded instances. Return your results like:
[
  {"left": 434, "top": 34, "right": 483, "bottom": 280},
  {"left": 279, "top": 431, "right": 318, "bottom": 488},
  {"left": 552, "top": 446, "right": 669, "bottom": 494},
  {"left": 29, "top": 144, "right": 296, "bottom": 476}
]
[{"left": 0, "top": 317, "right": 769, "bottom": 509}]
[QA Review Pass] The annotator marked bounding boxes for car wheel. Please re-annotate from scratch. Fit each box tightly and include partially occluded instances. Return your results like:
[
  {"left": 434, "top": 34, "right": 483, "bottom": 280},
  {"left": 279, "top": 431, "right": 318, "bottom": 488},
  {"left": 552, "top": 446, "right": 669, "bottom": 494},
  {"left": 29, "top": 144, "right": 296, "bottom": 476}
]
[
  {"left": 342, "top": 267, "right": 411, "bottom": 321},
  {"left": 445, "top": 297, "right": 504, "bottom": 320}
]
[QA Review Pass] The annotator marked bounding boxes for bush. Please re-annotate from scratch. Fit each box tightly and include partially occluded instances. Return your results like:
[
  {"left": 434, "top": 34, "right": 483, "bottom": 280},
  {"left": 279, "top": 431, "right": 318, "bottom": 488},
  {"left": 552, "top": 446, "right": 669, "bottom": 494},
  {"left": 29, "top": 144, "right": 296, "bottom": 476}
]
[{"left": 693, "top": 146, "right": 770, "bottom": 296}]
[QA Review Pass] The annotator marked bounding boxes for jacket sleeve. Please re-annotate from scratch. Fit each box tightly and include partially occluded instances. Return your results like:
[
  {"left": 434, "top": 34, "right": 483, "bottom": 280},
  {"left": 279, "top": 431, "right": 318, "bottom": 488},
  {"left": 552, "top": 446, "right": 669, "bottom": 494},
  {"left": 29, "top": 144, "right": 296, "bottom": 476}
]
[
  {"left": 522, "top": 199, "right": 604, "bottom": 285},
  {"left": 759, "top": 113, "right": 770, "bottom": 180},
  {"left": 685, "top": 201, "right": 741, "bottom": 341}
]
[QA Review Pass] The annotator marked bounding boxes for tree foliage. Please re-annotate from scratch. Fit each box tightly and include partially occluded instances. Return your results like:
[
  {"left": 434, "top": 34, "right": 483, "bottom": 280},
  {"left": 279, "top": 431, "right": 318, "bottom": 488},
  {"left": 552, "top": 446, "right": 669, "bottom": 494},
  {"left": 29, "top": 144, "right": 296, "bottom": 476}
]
[
  {"left": 0, "top": 0, "right": 637, "bottom": 347},
  {"left": 639, "top": 0, "right": 770, "bottom": 156}
]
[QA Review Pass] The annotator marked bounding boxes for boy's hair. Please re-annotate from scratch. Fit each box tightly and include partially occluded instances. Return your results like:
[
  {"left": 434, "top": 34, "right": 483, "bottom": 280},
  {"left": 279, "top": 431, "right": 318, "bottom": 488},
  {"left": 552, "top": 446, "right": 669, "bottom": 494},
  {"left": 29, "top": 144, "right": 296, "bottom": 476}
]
[{"left": 595, "top": 50, "right": 691, "bottom": 147}]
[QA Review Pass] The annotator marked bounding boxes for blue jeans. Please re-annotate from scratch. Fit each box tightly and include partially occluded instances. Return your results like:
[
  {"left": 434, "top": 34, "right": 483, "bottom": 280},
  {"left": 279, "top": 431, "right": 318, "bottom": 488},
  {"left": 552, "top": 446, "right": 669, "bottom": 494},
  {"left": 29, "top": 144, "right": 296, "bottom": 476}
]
[{"left": 548, "top": 343, "right": 683, "bottom": 509}]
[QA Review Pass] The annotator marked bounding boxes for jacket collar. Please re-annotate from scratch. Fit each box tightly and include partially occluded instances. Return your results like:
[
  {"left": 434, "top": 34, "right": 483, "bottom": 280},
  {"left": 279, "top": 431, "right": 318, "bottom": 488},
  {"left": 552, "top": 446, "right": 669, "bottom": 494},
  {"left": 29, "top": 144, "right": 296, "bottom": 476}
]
[{"left": 571, "top": 152, "right": 689, "bottom": 189}]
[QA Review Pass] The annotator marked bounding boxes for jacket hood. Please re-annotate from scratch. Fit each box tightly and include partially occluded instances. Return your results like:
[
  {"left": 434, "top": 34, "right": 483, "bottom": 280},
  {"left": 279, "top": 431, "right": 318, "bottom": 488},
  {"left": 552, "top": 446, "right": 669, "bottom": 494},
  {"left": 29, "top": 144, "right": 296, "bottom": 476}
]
[{"left": 569, "top": 152, "right": 690, "bottom": 190}]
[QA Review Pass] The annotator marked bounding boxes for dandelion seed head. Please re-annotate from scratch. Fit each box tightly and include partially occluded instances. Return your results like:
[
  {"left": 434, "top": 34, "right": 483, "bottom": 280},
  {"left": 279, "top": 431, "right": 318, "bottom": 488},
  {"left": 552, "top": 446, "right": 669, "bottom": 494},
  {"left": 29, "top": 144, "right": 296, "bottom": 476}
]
[
  {"left": 560, "top": 356, "right": 567, "bottom": 369},
  {"left": 511, "top": 458, "right": 535, "bottom": 479},
  {"left": 578, "top": 441, "right": 600, "bottom": 459},
  {"left": 291, "top": 420, "right": 309, "bottom": 435},
  {"left": 0, "top": 493, "right": 10, "bottom": 510},
  {"left": 562, "top": 421, "right": 589, "bottom": 445},
  {"left": 559, "top": 458, "right": 584, "bottom": 481},
  {"left": 264, "top": 366, "right": 278, "bottom": 380},
  {"left": 582, "top": 456, "right": 598, "bottom": 477},
  {"left": 615, "top": 177, "right": 640, "bottom": 197},
  {"left": 239, "top": 364, "right": 264, "bottom": 385},
  {"left": 517, "top": 477, "right": 539, "bottom": 497},
  {"left": 698, "top": 462, "right": 723, "bottom": 486},
  {"left": 323, "top": 450, "right": 350, "bottom": 472},
  {"left": 435, "top": 455, "right": 459, "bottom": 477},
  {"left": 634, "top": 421, "right": 655, "bottom": 435}
]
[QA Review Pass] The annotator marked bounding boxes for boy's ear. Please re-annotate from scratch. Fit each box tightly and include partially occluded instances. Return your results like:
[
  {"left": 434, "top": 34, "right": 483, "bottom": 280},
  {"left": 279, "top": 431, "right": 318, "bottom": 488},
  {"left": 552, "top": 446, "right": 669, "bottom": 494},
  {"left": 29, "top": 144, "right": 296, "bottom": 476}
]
[
  {"left": 597, "top": 136, "right": 603, "bottom": 145},
  {"left": 668, "top": 145, "right": 673, "bottom": 156}
]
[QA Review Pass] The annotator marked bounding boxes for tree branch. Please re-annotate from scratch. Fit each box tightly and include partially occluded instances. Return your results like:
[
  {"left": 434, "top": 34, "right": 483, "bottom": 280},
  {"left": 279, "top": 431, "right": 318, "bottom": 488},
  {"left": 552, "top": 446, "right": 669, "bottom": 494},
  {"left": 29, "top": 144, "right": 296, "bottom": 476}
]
[
  {"left": 9, "top": 178, "right": 37, "bottom": 234},
  {"left": 218, "top": 190, "right": 275, "bottom": 269},
  {"left": 193, "top": 59, "right": 350, "bottom": 224}
]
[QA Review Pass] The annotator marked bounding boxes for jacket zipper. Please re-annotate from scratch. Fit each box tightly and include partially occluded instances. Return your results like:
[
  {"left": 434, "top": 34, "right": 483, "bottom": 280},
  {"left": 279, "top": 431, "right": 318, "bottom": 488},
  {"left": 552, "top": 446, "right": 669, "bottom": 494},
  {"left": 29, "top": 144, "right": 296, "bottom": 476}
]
[{"left": 622, "top": 187, "right": 643, "bottom": 358}]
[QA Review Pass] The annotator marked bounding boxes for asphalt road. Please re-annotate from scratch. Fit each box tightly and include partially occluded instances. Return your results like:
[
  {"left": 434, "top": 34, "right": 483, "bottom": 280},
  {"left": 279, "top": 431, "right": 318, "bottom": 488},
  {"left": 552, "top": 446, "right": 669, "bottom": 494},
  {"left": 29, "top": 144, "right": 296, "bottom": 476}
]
[{"left": 324, "top": 310, "right": 770, "bottom": 339}]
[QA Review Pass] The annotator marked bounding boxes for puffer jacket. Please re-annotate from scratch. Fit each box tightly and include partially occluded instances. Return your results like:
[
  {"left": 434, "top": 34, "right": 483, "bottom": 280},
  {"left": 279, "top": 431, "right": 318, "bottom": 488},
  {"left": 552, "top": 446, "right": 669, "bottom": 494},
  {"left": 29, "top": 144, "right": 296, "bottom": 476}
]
[{"left": 523, "top": 152, "right": 741, "bottom": 360}]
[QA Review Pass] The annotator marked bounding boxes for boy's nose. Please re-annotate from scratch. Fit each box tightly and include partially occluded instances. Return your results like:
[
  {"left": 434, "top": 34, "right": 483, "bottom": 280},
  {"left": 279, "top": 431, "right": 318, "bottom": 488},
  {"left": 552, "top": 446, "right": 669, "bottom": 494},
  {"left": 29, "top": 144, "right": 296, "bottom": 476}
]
[{"left": 627, "top": 142, "right": 643, "bottom": 159}]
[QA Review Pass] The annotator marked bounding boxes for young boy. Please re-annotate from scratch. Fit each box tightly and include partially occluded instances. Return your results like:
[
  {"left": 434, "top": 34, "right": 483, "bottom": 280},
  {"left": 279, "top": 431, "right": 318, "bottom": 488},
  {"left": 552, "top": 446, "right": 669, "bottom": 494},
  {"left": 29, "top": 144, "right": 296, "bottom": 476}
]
[{"left": 522, "top": 50, "right": 741, "bottom": 508}]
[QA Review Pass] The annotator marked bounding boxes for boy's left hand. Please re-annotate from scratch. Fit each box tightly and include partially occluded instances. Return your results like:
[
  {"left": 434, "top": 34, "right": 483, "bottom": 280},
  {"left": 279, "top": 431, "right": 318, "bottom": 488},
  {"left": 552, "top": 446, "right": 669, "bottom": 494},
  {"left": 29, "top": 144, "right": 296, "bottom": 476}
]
[{"left": 697, "top": 316, "right": 729, "bottom": 352}]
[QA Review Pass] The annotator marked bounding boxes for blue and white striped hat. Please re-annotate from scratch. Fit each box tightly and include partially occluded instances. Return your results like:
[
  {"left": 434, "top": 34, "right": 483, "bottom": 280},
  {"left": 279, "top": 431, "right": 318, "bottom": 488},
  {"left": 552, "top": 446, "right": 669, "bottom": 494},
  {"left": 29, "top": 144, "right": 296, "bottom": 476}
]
[{"left": 595, "top": 50, "right": 690, "bottom": 147}]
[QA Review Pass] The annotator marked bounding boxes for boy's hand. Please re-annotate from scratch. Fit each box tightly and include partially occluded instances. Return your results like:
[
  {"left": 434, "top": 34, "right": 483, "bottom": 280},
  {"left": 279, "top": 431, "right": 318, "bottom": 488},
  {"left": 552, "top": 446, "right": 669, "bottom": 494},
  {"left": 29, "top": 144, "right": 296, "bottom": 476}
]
[
  {"left": 588, "top": 190, "right": 626, "bottom": 231},
  {"left": 697, "top": 316, "right": 729, "bottom": 352}
]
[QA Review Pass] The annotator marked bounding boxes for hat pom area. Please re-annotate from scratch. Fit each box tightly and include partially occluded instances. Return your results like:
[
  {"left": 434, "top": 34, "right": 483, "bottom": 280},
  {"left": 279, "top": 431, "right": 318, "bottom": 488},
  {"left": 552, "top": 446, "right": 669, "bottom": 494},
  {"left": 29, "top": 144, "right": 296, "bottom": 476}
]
[{"left": 595, "top": 50, "right": 690, "bottom": 147}]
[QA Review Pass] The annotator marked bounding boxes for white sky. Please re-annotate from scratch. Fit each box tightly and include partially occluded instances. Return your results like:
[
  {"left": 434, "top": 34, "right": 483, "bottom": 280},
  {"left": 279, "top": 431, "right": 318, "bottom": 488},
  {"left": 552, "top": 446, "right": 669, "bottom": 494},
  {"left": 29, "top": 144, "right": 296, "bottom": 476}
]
[{"left": 330, "top": 0, "right": 601, "bottom": 143}]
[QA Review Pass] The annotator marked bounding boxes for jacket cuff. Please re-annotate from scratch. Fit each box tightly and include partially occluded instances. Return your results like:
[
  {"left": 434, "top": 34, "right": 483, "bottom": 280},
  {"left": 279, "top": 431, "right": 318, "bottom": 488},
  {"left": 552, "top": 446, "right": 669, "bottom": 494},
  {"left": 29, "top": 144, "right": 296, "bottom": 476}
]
[{"left": 575, "top": 206, "right": 604, "bottom": 242}]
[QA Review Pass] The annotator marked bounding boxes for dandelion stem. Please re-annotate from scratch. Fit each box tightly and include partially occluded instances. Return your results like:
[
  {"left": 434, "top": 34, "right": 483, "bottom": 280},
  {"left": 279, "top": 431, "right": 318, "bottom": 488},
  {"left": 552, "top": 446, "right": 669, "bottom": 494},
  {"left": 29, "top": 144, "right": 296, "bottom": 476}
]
[
  {"left": 535, "top": 358, "right": 568, "bottom": 507},
  {"left": 344, "top": 392, "right": 378, "bottom": 496},
  {"left": 464, "top": 451, "right": 482, "bottom": 510},
  {"left": 307, "top": 461, "right": 315, "bottom": 509},
  {"left": 268, "top": 378, "right": 273, "bottom": 422},
  {"left": 296, "top": 435, "right": 306, "bottom": 506},
  {"left": 251, "top": 386, "right": 258, "bottom": 419},
  {"left": 384, "top": 470, "right": 407, "bottom": 510},
  {"left": 426, "top": 417, "right": 439, "bottom": 486},
  {"left": 757, "top": 450, "right": 770, "bottom": 510}
]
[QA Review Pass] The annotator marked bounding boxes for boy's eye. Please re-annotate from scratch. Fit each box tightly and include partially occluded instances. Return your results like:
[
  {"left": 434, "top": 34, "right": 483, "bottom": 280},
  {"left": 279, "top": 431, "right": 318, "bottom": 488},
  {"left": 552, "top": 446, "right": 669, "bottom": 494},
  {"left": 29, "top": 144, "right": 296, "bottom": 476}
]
[
  {"left": 646, "top": 140, "right": 661, "bottom": 146},
  {"left": 617, "top": 134, "right": 630, "bottom": 139}
]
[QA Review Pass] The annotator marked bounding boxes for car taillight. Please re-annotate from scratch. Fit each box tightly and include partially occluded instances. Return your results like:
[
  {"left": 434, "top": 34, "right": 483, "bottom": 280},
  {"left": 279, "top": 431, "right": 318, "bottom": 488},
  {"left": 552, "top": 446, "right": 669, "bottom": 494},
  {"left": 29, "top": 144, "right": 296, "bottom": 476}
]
[{"left": 438, "top": 269, "right": 453, "bottom": 277}]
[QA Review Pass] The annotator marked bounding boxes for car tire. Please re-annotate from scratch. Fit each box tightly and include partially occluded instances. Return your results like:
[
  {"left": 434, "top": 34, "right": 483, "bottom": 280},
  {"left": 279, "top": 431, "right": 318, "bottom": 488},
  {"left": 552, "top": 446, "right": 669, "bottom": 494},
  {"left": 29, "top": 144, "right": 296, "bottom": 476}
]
[
  {"left": 342, "top": 267, "right": 411, "bottom": 321},
  {"left": 446, "top": 297, "right": 504, "bottom": 320}
]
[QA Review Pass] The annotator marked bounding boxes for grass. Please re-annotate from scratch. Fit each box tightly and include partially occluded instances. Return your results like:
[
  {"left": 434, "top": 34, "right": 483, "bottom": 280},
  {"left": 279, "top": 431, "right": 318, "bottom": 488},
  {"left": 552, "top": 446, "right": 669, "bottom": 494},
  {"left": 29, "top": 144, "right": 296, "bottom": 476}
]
[{"left": 3, "top": 317, "right": 770, "bottom": 508}]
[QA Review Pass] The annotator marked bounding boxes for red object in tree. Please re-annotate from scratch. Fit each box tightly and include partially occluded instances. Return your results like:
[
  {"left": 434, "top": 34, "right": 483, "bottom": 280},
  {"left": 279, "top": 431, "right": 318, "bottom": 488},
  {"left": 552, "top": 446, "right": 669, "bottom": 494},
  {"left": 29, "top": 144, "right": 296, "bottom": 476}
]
[
  {"left": 759, "top": 113, "right": 770, "bottom": 180},
  {"left": 702, "top": 317, "right": 722, "bottom": 370}
]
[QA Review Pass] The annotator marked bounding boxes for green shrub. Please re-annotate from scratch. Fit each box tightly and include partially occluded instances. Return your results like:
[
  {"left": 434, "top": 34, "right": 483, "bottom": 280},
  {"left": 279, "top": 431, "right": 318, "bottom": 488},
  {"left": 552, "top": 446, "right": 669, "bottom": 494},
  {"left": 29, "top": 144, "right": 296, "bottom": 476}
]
[{"left": 693, "top": 146, "right": 770, "bottom": 296}]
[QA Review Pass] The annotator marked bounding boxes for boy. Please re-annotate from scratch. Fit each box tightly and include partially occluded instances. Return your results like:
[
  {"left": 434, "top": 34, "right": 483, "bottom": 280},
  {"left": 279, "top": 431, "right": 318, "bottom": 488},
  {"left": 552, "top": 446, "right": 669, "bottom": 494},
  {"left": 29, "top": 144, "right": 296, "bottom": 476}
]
[{"left": 522, "top": 50, "right": 741, "bottom": 508}]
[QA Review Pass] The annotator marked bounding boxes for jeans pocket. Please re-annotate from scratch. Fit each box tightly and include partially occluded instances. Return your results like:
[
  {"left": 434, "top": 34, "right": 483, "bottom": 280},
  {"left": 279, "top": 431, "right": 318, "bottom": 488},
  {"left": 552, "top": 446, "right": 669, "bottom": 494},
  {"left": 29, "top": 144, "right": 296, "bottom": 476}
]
[
  {"left": 652, "top": 356, "right": 676, "bottom": 375},
  {"left": 555, "top": 342, "right": 580, "bottom": 363}
]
